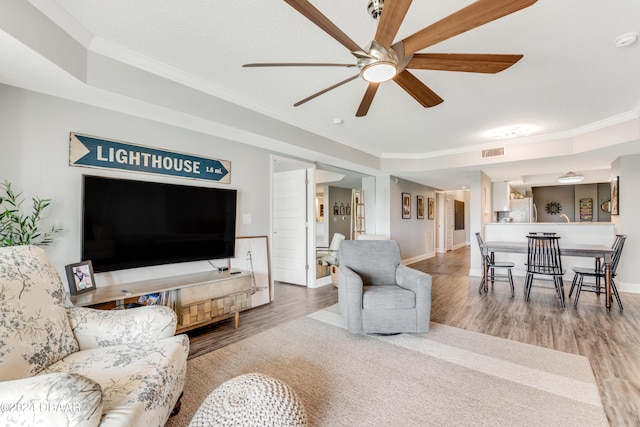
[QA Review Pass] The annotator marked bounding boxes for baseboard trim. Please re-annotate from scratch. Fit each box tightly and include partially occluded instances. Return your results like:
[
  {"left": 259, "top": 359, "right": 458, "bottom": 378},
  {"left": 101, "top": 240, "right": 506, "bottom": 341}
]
[{"left": 402, "top": 252, "right": 436, "bottom": 266}]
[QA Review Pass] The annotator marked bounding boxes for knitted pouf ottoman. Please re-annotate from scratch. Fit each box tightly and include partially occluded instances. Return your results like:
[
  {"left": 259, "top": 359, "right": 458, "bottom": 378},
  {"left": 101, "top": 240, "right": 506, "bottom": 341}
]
[{"left": 188, "top": 373, "right": 307, "bottom": 427}]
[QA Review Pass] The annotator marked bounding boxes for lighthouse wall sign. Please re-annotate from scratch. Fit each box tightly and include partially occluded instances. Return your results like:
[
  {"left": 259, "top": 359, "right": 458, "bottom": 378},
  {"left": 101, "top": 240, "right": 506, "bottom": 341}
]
[{"left": 69, "top": 133, "right": 231, "bottom": 184}]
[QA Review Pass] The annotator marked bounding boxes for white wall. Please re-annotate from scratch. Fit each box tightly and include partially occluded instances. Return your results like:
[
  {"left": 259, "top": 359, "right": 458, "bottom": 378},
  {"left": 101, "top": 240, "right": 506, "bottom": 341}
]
[
  {"left": 3, "top": 83, "right": 638, "bottom": 293},
  {"left": 362, "top": 176, "right": 377, "bottom": 236},
  {"left": 373, "top": 175, "right": 391, "bottom": 238},
  {"left": 0, "top": 84, "right": 271, "bottom": 285},
  {"left": 612, "top": 154, "right": 640, "bottom": 293},
  {"left": 469, "top": 171, "right": 492, "bottom": 276}
]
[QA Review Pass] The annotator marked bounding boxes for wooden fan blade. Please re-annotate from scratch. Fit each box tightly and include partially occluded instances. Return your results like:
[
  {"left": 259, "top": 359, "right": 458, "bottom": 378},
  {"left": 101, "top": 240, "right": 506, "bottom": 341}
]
[
  {"left": 283, "top": 0, "right": 362, "bottom": 52},
  {"left": 374, "top": 0, "right": 413, "bottom": 49},
  {"left": 402, "top": 0, "right": 537, "bottom": 56},
  {"left": 243, "top": 63, "right": 355, "bottom": 68},
  {"left": 356, "top": 83, "right": 380, "bottom": 117},
  {"left": 406, "top": 53, "right": 523, "bottom": 73},
  {"left": 393, "top": 70, "right": 443, "bottom": 107},
  {"left": 293, "top": 74, "right": 359, "bottom": 107}
]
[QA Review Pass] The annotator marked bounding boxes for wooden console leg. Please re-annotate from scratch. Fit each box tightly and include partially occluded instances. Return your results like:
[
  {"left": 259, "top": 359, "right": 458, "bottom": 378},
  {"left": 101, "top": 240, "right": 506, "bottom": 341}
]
[{"left": 234, "top": 312, "right": 240, "bottom": 329}]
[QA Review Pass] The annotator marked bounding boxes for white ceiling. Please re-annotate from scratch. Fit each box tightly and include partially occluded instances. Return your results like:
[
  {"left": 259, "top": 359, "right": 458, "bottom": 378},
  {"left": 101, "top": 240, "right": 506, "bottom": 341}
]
[{"left": 2, "top": 0, "right": 640, "bottom": 190}]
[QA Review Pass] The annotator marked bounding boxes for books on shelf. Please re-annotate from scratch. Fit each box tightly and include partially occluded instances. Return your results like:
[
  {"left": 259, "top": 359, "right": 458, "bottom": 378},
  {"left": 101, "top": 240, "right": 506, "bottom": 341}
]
[{"left": 127, "top": 291, "right": 172, "bottom": 308}]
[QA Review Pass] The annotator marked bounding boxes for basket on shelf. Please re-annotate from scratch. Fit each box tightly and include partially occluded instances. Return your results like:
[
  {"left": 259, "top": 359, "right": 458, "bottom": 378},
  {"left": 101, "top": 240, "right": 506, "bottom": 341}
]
[{"left": 330, "top": 265, "right": 339, "bottom": 287}]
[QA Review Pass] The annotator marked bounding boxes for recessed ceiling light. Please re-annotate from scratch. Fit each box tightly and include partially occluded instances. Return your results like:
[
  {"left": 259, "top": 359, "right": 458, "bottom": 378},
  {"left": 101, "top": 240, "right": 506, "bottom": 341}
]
[
  {"left": 615, "top": 32, "right": 638, "bottom": 48},
  {"left": 483, "top": 124, "right": 540, "bottom": 140},
  {"left": 332, "top": 118, "right": 343, "bottom": 125}
]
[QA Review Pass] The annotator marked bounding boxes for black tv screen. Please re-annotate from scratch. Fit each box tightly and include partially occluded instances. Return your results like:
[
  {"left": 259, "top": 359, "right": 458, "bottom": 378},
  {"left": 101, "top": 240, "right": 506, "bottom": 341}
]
[{"left": 82, "top": 175, "right": 237, "bottom": 273}]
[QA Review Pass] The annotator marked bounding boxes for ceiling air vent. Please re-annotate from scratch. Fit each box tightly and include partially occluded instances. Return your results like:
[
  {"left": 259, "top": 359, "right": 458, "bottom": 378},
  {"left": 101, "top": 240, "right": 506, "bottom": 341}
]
[{"left": 482, "top": 147, "right": 505, "bottom": 159}]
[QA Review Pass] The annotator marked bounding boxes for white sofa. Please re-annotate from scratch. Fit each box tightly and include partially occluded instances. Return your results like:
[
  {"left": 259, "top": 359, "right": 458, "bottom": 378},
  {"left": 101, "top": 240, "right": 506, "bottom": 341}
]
[{"left": 0, "top": 245, "right": 189, "bottom": 427}]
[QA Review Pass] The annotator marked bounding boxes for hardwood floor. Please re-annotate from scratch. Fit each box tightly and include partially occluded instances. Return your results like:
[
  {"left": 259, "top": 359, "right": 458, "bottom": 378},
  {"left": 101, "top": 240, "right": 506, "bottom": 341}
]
[
  {"left": 186, "top": 282, "right": 338, "bottom": 358},
  {"left": 187, "top": 247, "right": 640, "bottom": 426}
]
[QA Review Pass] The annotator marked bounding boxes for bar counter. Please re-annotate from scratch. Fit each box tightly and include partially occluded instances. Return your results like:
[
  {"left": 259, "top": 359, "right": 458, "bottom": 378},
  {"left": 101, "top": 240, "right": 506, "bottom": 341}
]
[{"left": 483, "top": 222, "right": 616, "bottom": 277}]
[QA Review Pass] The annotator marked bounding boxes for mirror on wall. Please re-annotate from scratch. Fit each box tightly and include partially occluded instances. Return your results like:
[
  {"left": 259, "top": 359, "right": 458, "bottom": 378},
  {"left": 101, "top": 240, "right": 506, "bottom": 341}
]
[{"left": 600, "top": 199, "right": 611, "bottom": 213}]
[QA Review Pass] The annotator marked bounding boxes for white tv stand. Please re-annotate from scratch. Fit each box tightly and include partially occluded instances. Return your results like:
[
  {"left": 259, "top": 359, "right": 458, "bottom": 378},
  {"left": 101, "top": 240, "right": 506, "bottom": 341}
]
[{"left": 68, "top": 269, "right": 253, "bottom": 333}]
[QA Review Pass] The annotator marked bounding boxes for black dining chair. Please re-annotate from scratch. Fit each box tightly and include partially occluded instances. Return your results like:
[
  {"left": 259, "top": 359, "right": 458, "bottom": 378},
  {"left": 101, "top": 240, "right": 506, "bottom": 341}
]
[
  {"left": 524, "top": 234, "right": 566, "bottom": 308},
  {"left": 475, "top": 233, "right": 514, "bottom": 296},
  {"left": 569, "top": 234, "right": 626, "bottom": 310}
]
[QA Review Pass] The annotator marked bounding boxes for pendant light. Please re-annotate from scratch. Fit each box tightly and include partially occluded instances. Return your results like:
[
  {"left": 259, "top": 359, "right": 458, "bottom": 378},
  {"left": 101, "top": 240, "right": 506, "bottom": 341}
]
[{"left": 558, "top": 171, "right": 584, "bottom": 184}]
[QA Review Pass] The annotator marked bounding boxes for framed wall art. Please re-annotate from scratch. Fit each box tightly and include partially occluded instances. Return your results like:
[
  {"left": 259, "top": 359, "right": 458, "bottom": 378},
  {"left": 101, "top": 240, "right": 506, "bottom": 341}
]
[
  {"left": 402, "top": 193, "right": 411, "bottom": 219},
  {"left": 417, "top": 195, "right": 425, "bottom": 219},
  {"left": 65, "top": 260, "right": 96, "bottom": 295},
  {"left": 428, "top": 197, "right": 435, "bottom": 220},
  {"left": 579, "top": 198, "right": 593, "bottom": 221},
  {"left": 611, "top": 176, "right": 619, "bottom": 215}
]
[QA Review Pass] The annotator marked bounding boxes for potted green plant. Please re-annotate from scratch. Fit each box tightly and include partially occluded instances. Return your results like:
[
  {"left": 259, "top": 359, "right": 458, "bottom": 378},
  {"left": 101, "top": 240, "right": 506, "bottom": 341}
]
[{"left": 0, "top": 180, "right": 62, "bottom": 246}]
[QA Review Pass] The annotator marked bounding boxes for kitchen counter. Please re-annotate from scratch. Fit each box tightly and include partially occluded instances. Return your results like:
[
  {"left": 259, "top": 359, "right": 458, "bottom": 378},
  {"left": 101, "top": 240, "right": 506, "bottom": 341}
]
[{"left": 482, "top": 222, "right": 616, "bottom": 277}]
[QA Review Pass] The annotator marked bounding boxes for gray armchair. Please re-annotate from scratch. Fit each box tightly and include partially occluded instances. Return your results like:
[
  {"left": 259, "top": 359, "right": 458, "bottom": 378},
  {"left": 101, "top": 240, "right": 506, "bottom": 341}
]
[{"left": 338, "top": 240, "right": 432, "bottom": 334}]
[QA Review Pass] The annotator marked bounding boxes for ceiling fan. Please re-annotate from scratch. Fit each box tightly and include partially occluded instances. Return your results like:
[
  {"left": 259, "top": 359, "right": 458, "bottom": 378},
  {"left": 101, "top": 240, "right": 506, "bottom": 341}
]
[{"left": 243, "top": 0, "right": 537, "bottom": 117}]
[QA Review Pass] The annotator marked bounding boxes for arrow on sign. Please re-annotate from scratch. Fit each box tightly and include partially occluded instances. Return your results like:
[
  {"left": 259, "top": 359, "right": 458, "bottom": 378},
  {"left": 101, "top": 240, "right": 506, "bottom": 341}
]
[{"left": 69, "top": 133, "right": 231, "bottom": 183}]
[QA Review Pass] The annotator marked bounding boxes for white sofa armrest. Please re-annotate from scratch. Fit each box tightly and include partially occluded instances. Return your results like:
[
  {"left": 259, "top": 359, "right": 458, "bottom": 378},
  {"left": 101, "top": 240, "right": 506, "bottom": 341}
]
[
  {"left": 0, "top": 372, "right": 102, "bottom": 427},
  {"left": 68, "top": 305, "right": 178, "bottom": 350}
]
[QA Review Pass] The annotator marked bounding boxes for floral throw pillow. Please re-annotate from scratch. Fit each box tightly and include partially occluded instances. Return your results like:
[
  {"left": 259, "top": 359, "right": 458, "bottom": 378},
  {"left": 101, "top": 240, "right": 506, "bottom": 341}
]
[{"left": 0, "top": 246, "right": 79, "bottom": 381}]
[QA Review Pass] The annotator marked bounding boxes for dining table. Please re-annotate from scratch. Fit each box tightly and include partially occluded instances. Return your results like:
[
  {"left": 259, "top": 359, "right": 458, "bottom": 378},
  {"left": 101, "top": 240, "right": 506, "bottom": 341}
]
[{"left": 480, "top": 241, "right": 616, "bottom": 311}]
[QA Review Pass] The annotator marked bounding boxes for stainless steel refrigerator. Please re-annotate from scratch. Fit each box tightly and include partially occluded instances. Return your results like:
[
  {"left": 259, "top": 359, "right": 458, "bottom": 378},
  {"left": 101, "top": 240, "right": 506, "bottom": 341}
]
[{"left": 509, "top": 197, "right": 537, "bottom": 222}]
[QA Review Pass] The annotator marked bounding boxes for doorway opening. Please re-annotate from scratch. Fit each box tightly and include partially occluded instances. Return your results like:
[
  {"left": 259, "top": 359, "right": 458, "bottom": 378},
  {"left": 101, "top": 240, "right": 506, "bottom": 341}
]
[
  {"left": 314, "top": 163, "right": 376, "bottom": 286},
  {"left": 270, "top": 158, "right": 377, "bottom": 288}
]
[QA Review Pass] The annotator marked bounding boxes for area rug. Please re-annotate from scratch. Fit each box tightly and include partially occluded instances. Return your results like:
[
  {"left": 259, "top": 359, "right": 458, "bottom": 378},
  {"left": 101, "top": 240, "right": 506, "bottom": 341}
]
[{"left": 167, "top": 306, "right": 607, "bottom": 426}]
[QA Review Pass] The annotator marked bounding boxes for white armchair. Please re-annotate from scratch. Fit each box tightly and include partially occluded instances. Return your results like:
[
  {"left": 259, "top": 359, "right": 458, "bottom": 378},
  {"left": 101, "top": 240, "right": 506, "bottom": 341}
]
[
  {"left": 316, "top": 232, "right": 345, "bottom": 266},
  {"left": 0, "top": 245, "right": 189, "bottom": 427}
]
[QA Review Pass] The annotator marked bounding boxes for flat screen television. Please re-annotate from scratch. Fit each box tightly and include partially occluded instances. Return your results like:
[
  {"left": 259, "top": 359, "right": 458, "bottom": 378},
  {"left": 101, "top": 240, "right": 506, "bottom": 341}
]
[{"left": 82, "top": 175, "right": 237, "bottom": 273}]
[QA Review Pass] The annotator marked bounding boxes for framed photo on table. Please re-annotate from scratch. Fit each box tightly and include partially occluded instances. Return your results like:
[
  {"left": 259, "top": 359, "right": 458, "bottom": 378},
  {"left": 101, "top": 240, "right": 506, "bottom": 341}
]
[{"left": 65, "top": 261, "right": 96, "bottom": 295}]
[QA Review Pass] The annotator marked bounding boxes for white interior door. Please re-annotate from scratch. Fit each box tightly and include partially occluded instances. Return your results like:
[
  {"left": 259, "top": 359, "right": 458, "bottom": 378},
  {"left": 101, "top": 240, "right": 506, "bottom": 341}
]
[
  {"left": 446, "top": 194, "right": 454, "bottom": 252},
  {"left": 272, "top": 169, "right": 308, "bottom": 286},
  {"left": 436, "top": 192, "right": 445, "bottom": 253}
]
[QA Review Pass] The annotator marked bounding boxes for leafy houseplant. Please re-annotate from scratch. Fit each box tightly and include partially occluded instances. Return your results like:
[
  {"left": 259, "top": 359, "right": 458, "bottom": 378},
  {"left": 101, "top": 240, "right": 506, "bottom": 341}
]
[{"left": 0, "top": 180, "right": 62, "bottom": 247}]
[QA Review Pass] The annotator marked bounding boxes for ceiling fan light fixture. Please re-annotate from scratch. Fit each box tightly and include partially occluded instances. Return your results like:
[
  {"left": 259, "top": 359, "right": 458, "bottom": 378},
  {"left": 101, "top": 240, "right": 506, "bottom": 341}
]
[
  {"left": 362, "top": 62, "right": 397, "bottom": 82},
  {"left": 358, "top": 40, "right": 399, "bottom": 83},
  {"left": 558, "top": 171, "right": 584, "bottom": 184}
]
